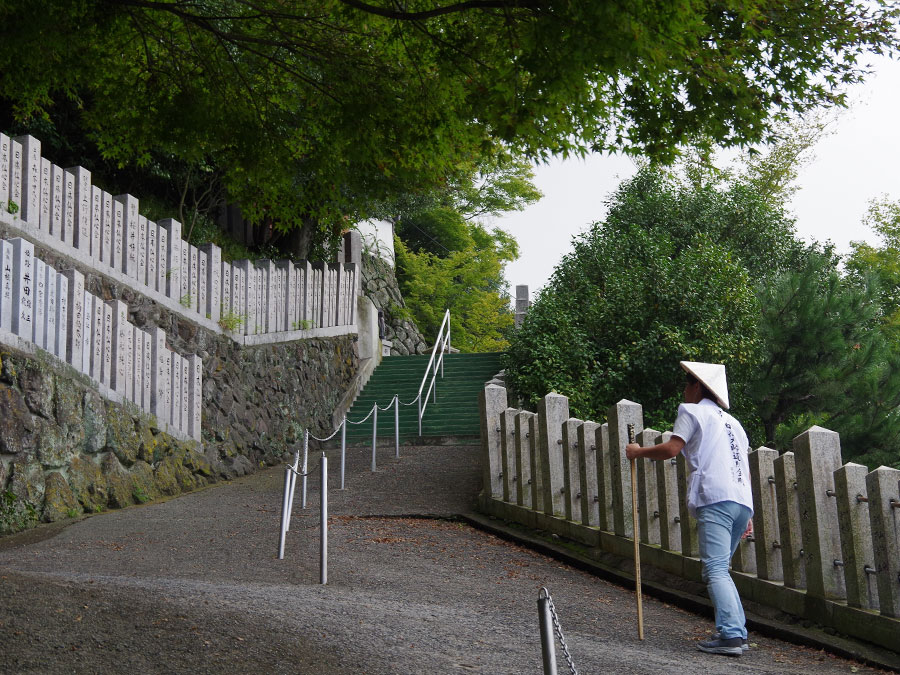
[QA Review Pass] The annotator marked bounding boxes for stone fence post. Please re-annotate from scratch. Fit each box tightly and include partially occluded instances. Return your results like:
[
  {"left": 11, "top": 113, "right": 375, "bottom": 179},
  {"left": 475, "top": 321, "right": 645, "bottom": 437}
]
[
  {"left": 479, "top": 384, "right": 507, "bottom": 500},
  {"left": 528, "top": 413, "right": 543, "bottom": 510},
  {"left": 866, "top": 466, "right": 900, "bottom": 617},
  {"left": 655, "top": 432, "right": 681, "bottom": 552},
  {"left": 578, "top": 420, "right": 600, "bottom": 527},
  {"left": 595, "top": 422, "right": 613, "bottom": 532},
  {"left": 676, "top": 453, "right": 698, "bottom": 557},
  {"left": 636, "top": 428, "right": 660, "bottom": 546},
  {"left": 774, "top": 451, "right": 805, "bottom": 589},
  {"left": 607, "top": 399, "right": 642, "bottom": 538},
  {"left": 834, "top": 463, "right": 878, "bottom": 610},
  {"left": 562, "top": 418, "right": 582, "bottom": 522},
  {"left": 749, "top": 447, "right": 781, "bottom": 581},
  {"left": 515, "top": 411, "right": 535, "bottom": 508},
  {"left": 794, "top": 427, "right": 845, "bottom": 601},
  {"left": 500, "top": 408, "right": 518, "bottom": 503},
  {"left": 537, "top": 393, "right": 569, "bottom": 518}
]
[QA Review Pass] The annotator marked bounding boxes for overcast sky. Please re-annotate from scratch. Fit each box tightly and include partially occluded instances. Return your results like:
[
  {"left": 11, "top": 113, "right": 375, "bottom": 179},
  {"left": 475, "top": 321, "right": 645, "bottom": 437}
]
[{"left": 494, "top": 54, "right": 900, "bottom": 300}]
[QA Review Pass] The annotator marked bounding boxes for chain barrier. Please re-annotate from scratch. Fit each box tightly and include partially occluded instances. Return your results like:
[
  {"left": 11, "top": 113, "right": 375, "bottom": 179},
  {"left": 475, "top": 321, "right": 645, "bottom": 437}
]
[
  {"left": 284, "top": 460, "right": 321, "bottom": 478},
  {"left": 308, "top": 425, "right": 343, "bottom": 442},
  {"left": 538, "top": 587, "right": 578, "bottom": 675},
  {"left": 397, "top": 392, "right": 421, "bottom": 406},
  {"left": 376, "top": 396, "right": 397, "bottom": 412},
  {"left": 346, "top": 403, "right": 377, "bottom": 425}
]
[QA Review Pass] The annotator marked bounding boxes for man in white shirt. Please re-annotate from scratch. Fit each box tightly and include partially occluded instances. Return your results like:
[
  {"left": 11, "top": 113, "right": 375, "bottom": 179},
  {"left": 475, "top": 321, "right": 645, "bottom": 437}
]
[{"left": 626, "top": 361, "right": 753, "bottom": 657}]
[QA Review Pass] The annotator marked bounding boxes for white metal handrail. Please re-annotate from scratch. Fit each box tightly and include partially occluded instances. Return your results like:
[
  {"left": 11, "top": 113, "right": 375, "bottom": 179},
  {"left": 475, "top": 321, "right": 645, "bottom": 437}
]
[{"left": 417, "top": 309, "right": 451, "bottom": 435}]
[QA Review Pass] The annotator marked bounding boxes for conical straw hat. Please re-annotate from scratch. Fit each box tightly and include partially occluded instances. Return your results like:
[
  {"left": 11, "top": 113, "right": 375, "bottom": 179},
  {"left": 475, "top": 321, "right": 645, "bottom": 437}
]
[{"left": 680, "top": 361, "right": 729, "bottom": 409}]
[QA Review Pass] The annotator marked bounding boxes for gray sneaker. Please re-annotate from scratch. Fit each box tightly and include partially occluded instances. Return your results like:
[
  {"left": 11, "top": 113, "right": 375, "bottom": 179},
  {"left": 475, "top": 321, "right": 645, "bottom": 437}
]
[
  {"left": 715, "top": 632, "right": 750, "bottom": 651},
  {"left": 697, "top": 637, "right": 744, "bottom": 656}
]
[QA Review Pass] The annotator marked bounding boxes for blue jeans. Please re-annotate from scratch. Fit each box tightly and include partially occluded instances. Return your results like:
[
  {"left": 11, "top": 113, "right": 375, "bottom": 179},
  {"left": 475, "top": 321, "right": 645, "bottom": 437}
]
[{"left": 697, "top": 500, "right": 752, "bottom": 640}]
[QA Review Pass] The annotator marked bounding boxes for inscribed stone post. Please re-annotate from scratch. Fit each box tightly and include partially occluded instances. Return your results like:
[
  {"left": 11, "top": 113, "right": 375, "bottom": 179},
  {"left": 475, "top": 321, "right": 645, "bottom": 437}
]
[
  {"left": 232, "top": 264, "right": 245, "bottom": 325},
  {"left": 607, "top": 399, "right": 643, "bottom": 538},
  {"left": 774, "top": 451, "right": 806, "bottom": 589},
  {"left": 748, "top": 447, "right": 783, "bottom": 581},
  {"left": 137, "top": 215, "right": 148, "bottom": 286},
  {"left": 9, "top": 139, "right": 22, "bottom": 221},
  {"left": 233, "top": 260, "right": 255, "bottom": 335},
  {"left": 112, "top": 199, "right": 124, "bottom": 274},
  {"left": 200, "top": 243, "right": 221, "bottom": 322},
  {"left": 167, "top": 350, "right": 178, "bottom": 431},
  {"left": 141, "top": 330, "right": 152, "bottom": 413},
  {"left": 595, "top": 423, "right": 613, "bottom": 532},
  {"left": 528, "top": 414, "right": 543, "bottom": 510},
  {"left": 124, "top": 319, "right": 134, "bottom": 402},
  {"left": 39, "top": 158, "right": 51, "bottom": 231},
  {"left": 100, "top": 191, "right": 113, "bottom": 266},
  {"left": 198, "top": 248, "right": 209, "bottom": 317},
  {"left": 677, "top": 453, "right": 699, "bottom": 557},
  {"left": 44, "top": 264, "right": 57, "bottom": 354},
  {"left": 50, "top": 165, "right": 64, "bottom": 242},
  {"left": 515, "top": 411, "right": 535, "bottom": 508},
  {"left": 655, "top": 431, "right": 682, "bottom": 552},
  {"left": 67, "top": 167, "right": 91, "bottom": 254},
  {"left": 793, "top": 426, "right": 845, "bottom": 601},
  {"left": 220, "top": 262, "right": 232, "bottom": 318},
  {"left": 188, "top": 245, "right": 199, "bottom": 312},
  {"left": 181, "top": 353, "right": 190, "bottom": 433},
  {"left": 311, "top": 262, "right": 326, "bottom": 328},
  {"left": 101, "top": 301, "right": 112, "bottom": 388},
  {"left": 0, "top": 134, "right": 9, "bottom": 210},
  {"left": 32, "top": 259, "right": 45, "bottom": 349},
  {"left": 132, "top": 326, "right": 143, "bottom": 407},
  {"left": 156, "top": 221, "right": 167, "bottom": 293},
  {"left": 61, "top": 169, "right": 76, "bottom": 247},
  {"left": 150, "top": 327, "right": 168, "bottom": 424},
  {"left": 561, "top": 418, "right": 583, "bottom": 522},
  {"left": 60, "top": 268, "right": 83, "bottom": 366},
  {"left": 257, "top": 260, "right": 276, "bottom": 332},
  {"left": 179, "top": 235, "right": 190, "bottom": 305},
  {"left": 146, "top": 220, "right": 158, "bottom": 290},
  {"left": 0, "top": 240, "right": 11, "bottom": 332},
  {"left": 159, "top": 219, "right": 182, "bottom": 300},
  {"left": 834, "top": 463, "right": 877, "bottom": 610},
  {"left": 13, "top": 135, "right": 40, "bottom": 225},
  {"left": 90, "top": 187, "right": 102, "bottom": 261},
  {"left": 109, "top": 299, "right": 128, "bottom": 395},
  {"left": 10, "top": 238, "right": 35, "bottom": 340},
  {"left": 81, "top": 291, "right": 92, "bottom": 375},
  {"left": 54, "top": 273, "right": 68, "bottom": 361},
  {"left": 865, "top": 466, "right": 900, "bottom": 617},
  {"left": 115, "top": 194, "right": 139, "bottom": 277},
  {"left": 299, "top": 261, "right": 312, "bottom": 324},
  {"left": 500, "top": 408, "right": 518, "bottom": 503},
  {"left": 188, "top": 354, "right": 202, "bottom": 441},
  {"left": 577, "top": 420, "right": 600, "bottom": 527},
  {"left": 329, "top": 263, "right": 342, "bottom": 327},
  {"left": 537, "top": 393, "right": 570, "bottom": 518},
  {"left": 479, "top": 385, "right": 508, "bottom": 501},
  {"left": 277, "top": 260, "right": 294, "bottom": 329},
  {"left": 255, "top": 267, "right": 264, "bottom": 333},
  {"left": 289, "top": 262, "right": 300, "bottom": 328},
  {"left": 636, "top": 429, "right": 661, "bottom": 546}
]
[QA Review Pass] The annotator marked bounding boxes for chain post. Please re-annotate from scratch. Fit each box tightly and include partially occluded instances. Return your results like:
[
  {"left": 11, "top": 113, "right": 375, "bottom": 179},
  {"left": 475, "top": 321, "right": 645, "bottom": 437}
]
[
  {"left": 301, "top": 428, "right": 309, "bottom": 509},
  {"left": 340, "top": 415, "right": 347, "bottom": 490},
  {"left": 320, "top": 452, "right": 328, "bottom": 585},
  {"left": 278, "top": 465, "right": 291, "bottom": 559},
  {"left": 371, "top": 404, "right": 378, "bottom": 472},
  {"left": 537, "top": 588, "right": 578, "bottom": 675},
  {"left": 286, "top": 447, "right": 300, "bottom": 531},
  {"left": 394, "top": 394, "right": 400, "bottom": 458}
]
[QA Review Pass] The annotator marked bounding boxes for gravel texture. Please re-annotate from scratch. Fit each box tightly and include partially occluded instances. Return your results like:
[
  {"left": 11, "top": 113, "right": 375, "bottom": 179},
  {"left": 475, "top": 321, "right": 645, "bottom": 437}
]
[{"left": 0, "top": 442, "right": 890, "bottom": 674}]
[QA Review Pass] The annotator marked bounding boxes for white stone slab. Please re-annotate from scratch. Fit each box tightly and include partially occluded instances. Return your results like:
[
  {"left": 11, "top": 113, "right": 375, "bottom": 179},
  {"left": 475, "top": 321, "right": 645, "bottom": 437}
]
[
  {"left": 156, "top": 223, "right": 167, "bottom": 294},
  {"left": 44, "top": 264, "right": 57, "bottom": 352},
  {"left": 150, "top": 326, "right": 168, "bottom": 424},
  {"left": 72, "top": 167, "right": 91, "bottom": 254},
  {"left": 233, "top": 260, "right": 253, "bottom": 335},
  {"left": 146, "top": 219, "right": 158, "bottom": 291},
  {"left": 62, "top": 169, "right": 76, "bottom": 247},
  {"left": 55, "top": 272, "right": 68, "bottom": 360},
  {"left": 109, "top": 299, "right": 128, "bottom": 395},
  {"left": 142, "top": 329, "right": 152, "bottom": 412},
  {"left": 198, "top": 249, "right": 208, "bottom": 318},
  {"left": 188, "top": 354, "right": 202, "bottom": 441},
  {"left": 221, "top": 261, "right": 232, "bottom": 318},
  {"left": 257, "top": 260, "right": 275, "bottom": 333},
  {"left": 10, "top": 238, "right": 34, "bottom": 339},
  {"left": 90, "top": 186, "right": 102, "bottom": 261},
  {"left": 169, "top": 351, "right": 180, "bottom": 432},
  {"left": 81, "top": 291, "right": 92, "bottom": 375},
  {"left": 188, "top": 245, "right": 199, "bottom": 312},
  {"left": 179, "top": 235, "right": 190, "bottom": 305},
  {"left": 39, "top": 158, "right": 51, "bottom": 232},
  {"left": 287, "top": 262, "right": 298, "bottom": 330},
  {"left": 0, "top": 239, "right": 12, "bottom": 332},
  {"left": 116, "top": 194, "right": 139, "bottom": 278},
  {"left": 112, "top": 198, "right": 124, "bottom": 273},
  {"left": 60, "top": 267, "right": 84, "bottom": 366},
  {"left": 137, "top": 215, "right": 147, "bottom": 286},
  {"left": 256, "top": 267, "right": 264, "bottom": 334},
  {"left": 231, "top": 264, "right": 244, "bottom": 328},
  {"left": 0, "top": 134, "right": 9, "bottom": 209},
  {"left": 159, "top": 218, "right": 182, "bottom": 300},
  {"left": 91, "top": 293, "right": 103, "bottom": 382},
  {"left": 124, "top": 319, "right": 134, "bottom": 402},
  {"left": 9, "top": 139, "right": 22, "bottom": 221},
  {"left": 14, "top": 135, "right": 40, "bottom": 226},
  {"left": 32, "top": 259, "right": 45, "bottom": 349},
  {"left": 100, "top": 191, "right": 113, "bottom": 267},
  {"left": 180, "top": 355, "right": 189, "bottom": 434},
  {"left": 200, "top": 243, "right": 221, "bottom": 322},
  {"left": 101, "top": 301, "right": 112, "bottom": 387},
  {"left": 50, "top": 164, "right": 64, "bottom": 242},
  {"left": 131, "top": 324, "right": 141, "bottom": 406}
]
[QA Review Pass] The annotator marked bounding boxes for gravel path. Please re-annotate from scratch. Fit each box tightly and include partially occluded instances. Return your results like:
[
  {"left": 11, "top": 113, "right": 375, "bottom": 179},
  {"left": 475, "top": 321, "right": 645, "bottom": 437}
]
[{"left": 0, "top": 443, "right": 889, "bottom": 674}]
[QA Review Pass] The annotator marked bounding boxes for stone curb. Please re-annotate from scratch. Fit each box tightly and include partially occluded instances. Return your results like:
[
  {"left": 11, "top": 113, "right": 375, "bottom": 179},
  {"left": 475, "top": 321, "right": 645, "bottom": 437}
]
[{"left": 461, "top": 511, "right": 900, "bottom": 673}]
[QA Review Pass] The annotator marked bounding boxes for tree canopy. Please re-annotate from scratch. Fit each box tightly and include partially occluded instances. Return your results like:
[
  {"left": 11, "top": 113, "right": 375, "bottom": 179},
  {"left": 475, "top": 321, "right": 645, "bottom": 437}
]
[{"left": 1, "top": 0, "right": 897, "bottom": 249}]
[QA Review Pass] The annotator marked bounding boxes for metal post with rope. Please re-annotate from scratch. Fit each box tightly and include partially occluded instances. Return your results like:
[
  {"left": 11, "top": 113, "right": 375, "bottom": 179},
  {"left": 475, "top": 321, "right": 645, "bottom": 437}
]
[
  {"left": 537, "top": 587, "right": 578, "bottom": 675},
  {"left": 277, "top": 451, "right": 329, "bottom": 586}
]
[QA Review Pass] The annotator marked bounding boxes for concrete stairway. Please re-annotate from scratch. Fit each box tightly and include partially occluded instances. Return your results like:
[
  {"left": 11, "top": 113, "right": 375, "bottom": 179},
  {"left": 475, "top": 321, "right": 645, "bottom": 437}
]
[{"left": 343, "top": 352, "right": 503, "bottom": 443}]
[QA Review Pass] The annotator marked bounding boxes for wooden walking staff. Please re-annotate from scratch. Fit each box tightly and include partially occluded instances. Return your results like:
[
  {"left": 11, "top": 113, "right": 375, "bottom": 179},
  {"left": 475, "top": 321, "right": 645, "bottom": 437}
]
[{"left": 627, "top": 423, "right": 644, "bottom": 640}]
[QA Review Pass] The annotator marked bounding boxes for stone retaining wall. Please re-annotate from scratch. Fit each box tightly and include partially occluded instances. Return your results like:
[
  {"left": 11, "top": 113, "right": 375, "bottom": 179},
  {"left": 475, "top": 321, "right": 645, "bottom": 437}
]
[{"left": 361, "top": 252, "right": 427, "bottom": 356}]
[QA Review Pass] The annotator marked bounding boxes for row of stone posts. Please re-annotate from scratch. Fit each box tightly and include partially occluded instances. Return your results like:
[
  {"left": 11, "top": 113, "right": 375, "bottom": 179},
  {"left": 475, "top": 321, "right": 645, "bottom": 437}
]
[
  {"left": 0, "top": 236, "right": 201, "bottom": 441},
  {"left": 0, "top": 134, "right": 357, "bottom": 340},
  {"left": 480, "top": 385, "right": 900, "bottom": 647}
]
